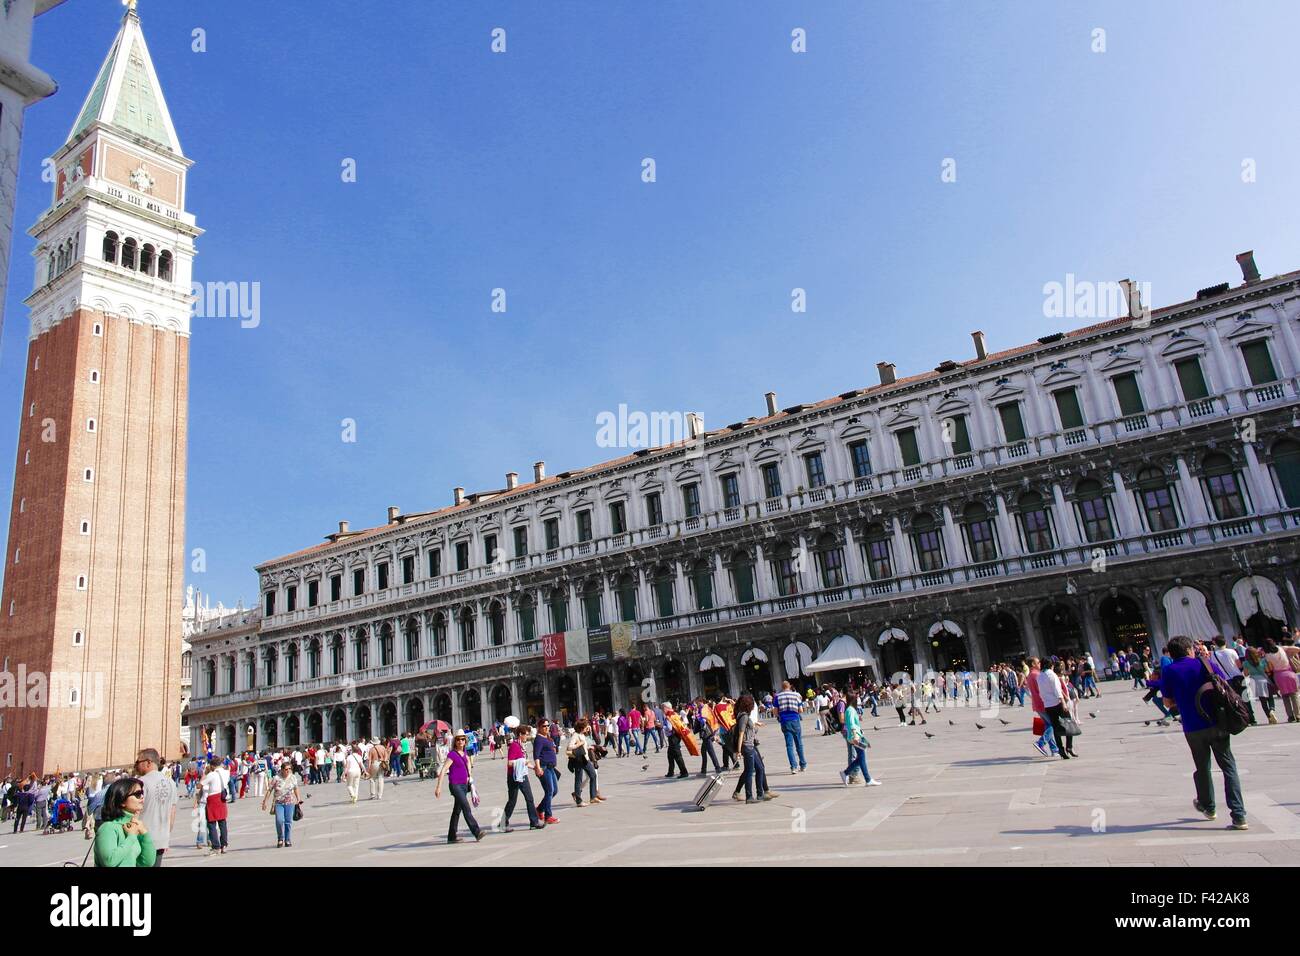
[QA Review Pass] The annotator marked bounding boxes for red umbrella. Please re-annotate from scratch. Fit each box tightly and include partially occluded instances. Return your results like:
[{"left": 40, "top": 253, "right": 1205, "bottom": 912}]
[{"left": 418, "top": 719, "right": 452, "bottom": 736}]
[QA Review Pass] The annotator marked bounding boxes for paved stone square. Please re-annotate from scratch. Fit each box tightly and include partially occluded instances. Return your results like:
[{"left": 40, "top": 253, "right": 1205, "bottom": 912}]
[{"left": 7, "top": 685, "right": 1300, "bottom": 867}]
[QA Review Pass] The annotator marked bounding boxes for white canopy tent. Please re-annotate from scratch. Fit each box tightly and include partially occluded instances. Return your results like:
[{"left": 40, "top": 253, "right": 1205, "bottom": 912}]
[
  {"left": 928, "top": 619, "right": 964, "bottom": 638},
  {"left": 806, "top": 634, "right": 873, "bottom": 673},
  {"left": 740, "top": 647, "right": 769, "bottom": 665},
  {"left": 1162, "top": 586, "right": 1218, "bottom": 641},
  {"left": 1231, "top": 575, "right": 1287, "bottom": 625},
  {"left": 783, "top": 641, "right": 815, "bottom": 678},
  {"left": 878, "top": 627, "right": 909, "bottom": 645},
  {"left": 698, "top": 654, "right": 725, "bottom": 672}
]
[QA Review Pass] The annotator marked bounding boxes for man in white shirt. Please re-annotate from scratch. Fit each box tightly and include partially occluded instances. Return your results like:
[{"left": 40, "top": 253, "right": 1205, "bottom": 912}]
[
  {"left": 1212, "top": 636, "right": 1245, "bottom": 695},
  {"left": 135, "top": 749, "right": 177, "bottom": 865}
]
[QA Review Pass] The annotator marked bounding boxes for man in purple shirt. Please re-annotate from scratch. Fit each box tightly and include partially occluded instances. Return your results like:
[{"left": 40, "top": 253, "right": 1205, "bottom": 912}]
[{"left": 1147, "top": 636, "right": 1247, "bottom": 830}]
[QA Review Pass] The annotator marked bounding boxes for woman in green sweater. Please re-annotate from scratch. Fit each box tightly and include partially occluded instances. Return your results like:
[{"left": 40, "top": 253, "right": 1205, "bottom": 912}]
[{"left": 93, "top": 777, "right": 157, "bottom": 867}]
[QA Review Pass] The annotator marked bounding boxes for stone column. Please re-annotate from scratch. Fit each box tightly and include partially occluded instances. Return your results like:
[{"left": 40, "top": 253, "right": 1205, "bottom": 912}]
[
  {"left": 1206, "top": 576, "right": 1239, "bottom": 639},
  {"left": 1175, "top": 456, "right": 1210, "bottom": 526},
  {"left": 638, "top": 571, "right": 655, "bottom": 620},
  {"left": 891, "top": 517, "right": 914, "bottom": 575},
  {"left": 713, "top": 552, "right": 735, "bottom": 607},
  {"left": 1204, "top": 319, "right": 1242, "bottom": 410},
  {"left": 1018, "top": 604, "right": 1046, "bottom": 659},
  {"left": 1110, "top": 471, "right": 1142, "bottom": 535},
  {"left": 649, "top": 657, "right": 667, "bottom": 705},
  {"left": 796, "top": 533, "right": 813, "bottom": 591},
  {"left": 674, "top": 560, "right": 690, "bottom": 613},
  {"left": 612, "top": 666, "right": 628, "bottom": 713},
  {"left": 320, "top": 708, "right": 331, "bottom": 744},
  {"left": 450, "top": 687, "right": 463, "bottom": 731},
  {"left": 1242, "top": 442, "right": 1282, "bottom": 522},
  {"left": 1080, "top": 604, "right": 1110, "bottom": 663},
  {"left": 768, "top": 642, "right": 786, "bottom": 688},
  {"left": 542, "top": 672, "right": 556, "bottom": 719},
  {"left": 941, "top": 505, "right": 963, "bottom": 567},
  {"left": 911, "top": 633, "right": 932, "bottom": 680},
  {"left": 1142, "top": 589, "right": 1168, "bottom": 653},
  {"left": 345, "top": 705, "right": 356, "bottom": 742},
  {"left": 725, "top": 649, "right": 744, "bottom": 697},
  {"left": 995, "top": 494, "right": 1022, "bottom": 556},
  {"left": 842, "top": 525, "right": 866, "bottom": 584},
  {"left": 510, "top": 677, "right": 524, "bottom": 718},
  {"left": 752, "top": 543, "right": 772, "bottom": 600},
  {"left": 480, "top": 683, "right": 493, "bottom": 729},
  {"left": 685, "top": 654, "right": 701, "bottom": 701},
  {"left": 963, "top": 615, "right": 986, "bottom": 673},
  {"left": 275, "top": 714, "right": 286, "bottom": 747},
  {"left": 1052, "top": 483, "right": 1080, "bottom": 546}
]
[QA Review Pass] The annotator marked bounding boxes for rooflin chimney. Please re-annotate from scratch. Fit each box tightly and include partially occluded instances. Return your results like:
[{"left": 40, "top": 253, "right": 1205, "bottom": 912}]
[
  {"left": 1236, "top": 250, "right": 1260, "bottom": 285},
  {"left": 453, "top": 487, "right": 465, "bottom": 506},
  {"left": 971, "top": 330, "right": 987, "bottom": 361},
  {"left": 1118, "top": 279, "right": 1144, "bottom": 320},
  {"left": 387, "top": 506, "right": 399, "bottom": 523},
  {"left": 338, "top": 520, "right": 349, "bottom": 535},
  {"left": 533, "top": 461, "right": 545, "bottom": 483},
  {"left": 506, "top": 472, "right": 518, "bottom": 490},
  {"left": 876, "top": 362, "right": 896, "bottom": 386},
  {"left": 764, "top": 392, "right": 778, "bottom": 416}
]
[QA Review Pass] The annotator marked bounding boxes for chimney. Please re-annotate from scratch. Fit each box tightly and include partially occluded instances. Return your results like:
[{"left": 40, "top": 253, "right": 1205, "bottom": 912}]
[
  {"left": 533, "top": 460, "right": 545, "bottom": 483},
  {"left": 1118, "top": 278, "right": 1143, "bottom": 319},
  {"left": 386, "top": 506, "right": 399, "bottom": 523},
  {"left": 876, "top": 361, "right": 896, "bottom": 386},
  {"left": 764, "top": 392, "right": 778, "bottom": 416},
  {"left": 686, "top": 412, "right": 703, "bottom": 439},
  {"left": 1236, "top": 250, "right": 1260, "bottom": 285},
  {"left": 338, "top": 520, "right": 349, "bottom": 535},
  {"left": 453, "top": 487, "right": 465, "bottom": 506},
  {"left": 971, "top": 330, "right": 987, "bottom": 361},
  {"left": 506, "top": 471, "right": 518, "bottom": 491}
]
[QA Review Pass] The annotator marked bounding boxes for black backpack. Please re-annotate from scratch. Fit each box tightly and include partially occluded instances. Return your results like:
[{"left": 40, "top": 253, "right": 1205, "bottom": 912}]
[{"left": 1195, "top": 660, "right": 1251, "bottom": 736}]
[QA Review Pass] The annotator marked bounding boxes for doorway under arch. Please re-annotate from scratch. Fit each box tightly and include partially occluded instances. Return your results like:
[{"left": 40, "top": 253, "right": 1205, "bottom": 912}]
[
  {"left": 330, "top": 708, "right": 347, "bottom": 743},
  {"left": 740, "top": 648, "right": 773, "bottom": 696},
  {"left": 405, "top": 697, "right": 425, "bottom": 734},
  {"left": 491, "top": 684, "right": 513, "bottom": 722},
  {"left": 1098, "top": 593, "right": 1149, "bottom": 655},
  {"left": 1039, "top": 603, "right": 1083, "bottom": 658},
  {"left": 593, "top": 670, "right": 613, "bottom": 712},
  {"left": 981, "top": 612, "right": 1023, "bottom": 664},
  {"left": 662, "top": 660, "right": 687, "bottom": 704}
]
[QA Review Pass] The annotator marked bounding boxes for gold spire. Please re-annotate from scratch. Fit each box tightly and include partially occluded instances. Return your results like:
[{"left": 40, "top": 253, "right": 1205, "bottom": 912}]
[{"left": 123, "top": 0, "right": 138, "bottom": 13}]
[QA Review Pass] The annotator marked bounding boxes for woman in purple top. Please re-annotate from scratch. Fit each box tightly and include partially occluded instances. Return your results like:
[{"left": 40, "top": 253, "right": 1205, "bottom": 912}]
[{"left": 434, "top": 732, "right": 483, "bottom": 844}]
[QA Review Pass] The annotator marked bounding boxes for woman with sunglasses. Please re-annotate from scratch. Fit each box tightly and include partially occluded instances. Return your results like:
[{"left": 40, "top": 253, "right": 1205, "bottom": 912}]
[
  {"left": 434, "top": 731, "right": 484, "bottom": 843},
  {"left": 93, "top": 777, "right": 157, "bottom": 867},
  {"left": 261, "top": 761, "right": 302, "bottom": 847}
]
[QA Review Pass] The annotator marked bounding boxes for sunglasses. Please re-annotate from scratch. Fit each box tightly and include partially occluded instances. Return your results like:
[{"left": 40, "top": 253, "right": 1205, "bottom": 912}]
[{"left": 129, "top": 790, "right": 144, "bottom": 798}]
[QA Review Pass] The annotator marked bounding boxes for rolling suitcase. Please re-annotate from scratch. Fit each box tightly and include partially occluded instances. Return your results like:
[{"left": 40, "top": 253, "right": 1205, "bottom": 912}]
[{"left": 684, "top": 772, "right": 724, "bottom": 812}]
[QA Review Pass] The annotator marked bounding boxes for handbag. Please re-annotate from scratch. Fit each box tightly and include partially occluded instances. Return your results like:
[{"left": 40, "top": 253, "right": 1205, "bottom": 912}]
[
  {"left": 1057, "top": 713, "right": 1083, "bottom": 737},
  {"left": 292, "top": 803, "right": 303, "bottom": 821},
  {"left": 1197, "top": 659, "right": 1250, "bottom": 735},
  {"left": 1032, "top": 716, "right": 1046, "bottom": 737}
]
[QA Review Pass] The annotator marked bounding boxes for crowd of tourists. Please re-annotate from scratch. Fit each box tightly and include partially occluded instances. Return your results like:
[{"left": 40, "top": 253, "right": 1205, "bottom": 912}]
[{"left": 8, "top": 626, "right": 1298, "bottom": 862}]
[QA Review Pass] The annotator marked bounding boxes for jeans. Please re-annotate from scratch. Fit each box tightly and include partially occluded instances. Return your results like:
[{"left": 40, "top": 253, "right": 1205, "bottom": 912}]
[
  {"left": 1034, "top": 712, "right": 1058, "bottom": 753},
  {"left": 739, "top": 745, "right": 769, "bottom": 799},
  {"left": 844, "top": 740, "right": 871, "bottom": 781},
  {"left": 227, "top": 777, "right": 238, "bottom": 802},
  {"left": 504, "top": 777, "right": 540, "bottom": 827},
  {"left": 572, "top": 763, "right": 598, "bottom": 802},
  {"left": 780, "top": 719, "right": 806, "bottom": 770},
  {"left": 618, "top": 732, "right": 634, "bottom": 755},
  {"left": 699, "top": 736, "right": 722, "bottom": 773},
  {"left": 390, "top": 753, "right": 402, "bottom": 776},
  {"left": 1144, "top": 687, "right": 1172, "bottom": 718},
  {"left": 538, "top": 766, "right": 558, "bottom": 818},
  {"left": 1185, "top": 726, "right": 1246, "bottom": 823},
  {"left": 447, "top": 782, "right": 481, "bottom": 840},
  {"left": 334, "top": 763, "right": 343, "bottom": 782},
  {"left": 206, "top": 818, "right": 228, "bottom": 849},
  {"left": 274, "top": 802, "right": 294, "bottom": 843}
]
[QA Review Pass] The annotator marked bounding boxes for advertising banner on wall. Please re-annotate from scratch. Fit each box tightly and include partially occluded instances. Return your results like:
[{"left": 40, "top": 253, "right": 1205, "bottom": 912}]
[
  {"left": 610, "top": 621, "right": 634, "bottom": 659},
  {"left": 542, "top": 632, "right": 566, "bottom": 670},
  {"left": 587, "top": 624, "right": 612, "bottom": 662},
  {"left": 565, "top": 627, "right": 590, "bottom": 666}
]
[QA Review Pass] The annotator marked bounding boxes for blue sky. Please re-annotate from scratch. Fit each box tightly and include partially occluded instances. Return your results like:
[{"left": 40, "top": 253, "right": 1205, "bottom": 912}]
[{"left": 3, "top": 0, "right": 1298, "bottom": 608}]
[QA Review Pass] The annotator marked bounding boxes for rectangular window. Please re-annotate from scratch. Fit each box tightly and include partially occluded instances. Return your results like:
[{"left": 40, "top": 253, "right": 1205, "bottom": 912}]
[
  {"left": 848, "top": 440, "right": 872, "bottom": 478},
  {"left": 264, "top": 591, "right": 275, "bottom": 615},
  {"left": 513, "top": 525, "right": 528, "bottom": 558},
  {"left": 682, "top": 483, "right": 701, "bottom": 518},
  {"left": 720, "top": 474, "right": 741, "bottom": 508},
  {"left": 1240, "top": 340, "right": 1278, "bottom": 385},
  {"left": 645, "top": 492, "right": 663, "bottom": 526},
  {"left": 896, "top": 428, "right": 921, "bottom": 467},
  {"left": 544, "top": 517, "right": 560, "bottom": 550},
  {"left": 330, "top": 575, "right": 342, "bottom": 602},
  {"left": 1174, "top": 358, "right": 1209, "bottom": 401},
  {"left": 376, "top": 562, "right": 389, "bottom": 590},
  {"left": 965, "top": 520, "right": 998, "bottom": 563},
  {"left": 732, "top": 563, "right": 756, "bottom": 604},
  {"left": 427, "top": 549, "right": 441, "bottom": 578},
  {"left": 866, "top": 539, "right": 892, "bottom": 580},
  {"left": 1112, "top": 373, "right": 1144, "bottom": 415},
  {"left": 455, "top": 541, "right": 469, "bottom": 571},
  {"left": 307, "top": 580, "right": 319, "bottom": 607},
  {"left": 997, "top": 402, "right": 1027, "bottom": 443},
  {"left": 1052, "top": 388, "right": 1086, "bottom": 429},
  {"left": 1021, "top": 509, "right": 1054, "bottom": 553},
  {"left": 803, "top": 452, "right": 826, "bottom": 488},
  {"left": 353, "top": 568, "right": 365, "bottom": 595},
  {"left": 609, "top": 501, "right": 627, "bottom": 535},
  {"left": 946, "top": 415, "right": 972, "bottom": 455},
  {"left": 914, "top": 530, "right": 944, "bottom": 572},
  {"left": 483, "top": 534, "right": 498, "bottom": 565},
  {"left": 401, "top": 555, "right": 415, "bottom": 584},
  {"left": 761, "top": 462, "right": 782, "bottom": 499},
  {"left": 576, "top": 510, "right": 593, "bottom": 542},
  {"left": 285, "top": 586, "right": 296, "bottom": 612}
]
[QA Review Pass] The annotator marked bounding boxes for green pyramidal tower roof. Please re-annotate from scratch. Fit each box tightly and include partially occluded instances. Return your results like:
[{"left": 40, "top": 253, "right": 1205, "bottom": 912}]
[{"left": 65, "top": 8, "right": 182, "bottom": 155}]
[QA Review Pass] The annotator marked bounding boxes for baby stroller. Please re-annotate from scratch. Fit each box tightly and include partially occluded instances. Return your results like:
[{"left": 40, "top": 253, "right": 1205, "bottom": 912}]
[{"left": 46, "top": 798, "right": 76, "bottom": 834}]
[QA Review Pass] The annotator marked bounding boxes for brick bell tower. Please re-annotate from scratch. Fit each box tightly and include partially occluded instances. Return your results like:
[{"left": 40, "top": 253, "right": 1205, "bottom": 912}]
[{"left": 0, "top": 0, "right": 199, "bottom": 774}]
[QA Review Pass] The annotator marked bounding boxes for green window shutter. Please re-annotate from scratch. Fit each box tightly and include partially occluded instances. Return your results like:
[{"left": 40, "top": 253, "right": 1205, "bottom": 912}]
[
  {"left": 897, "top": 428, "right": 921, "bottom": 467},
  {"left": 1112, "top": 373, "right": 1144, "bottom": 415},
  {"left": 950, "top": 415, "right": 972, "bottom": 454},
  {"left": 1174, "top": 358, "right": 1209, "bottom": 401},
  {"left": 1241, "top": 340, "right": 1278, "bottom": 385},
  {"left": 1275, "top": 443, "right": 1300, "bottom": 508},
  {"left": 997, "top": 403, "right": 1026, "bottom": 442},
  {"left": 1053, "top": 388, "right": 1085, "bottom": 429}
]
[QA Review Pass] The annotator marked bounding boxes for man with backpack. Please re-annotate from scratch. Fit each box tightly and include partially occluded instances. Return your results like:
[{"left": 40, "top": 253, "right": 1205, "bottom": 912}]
[{"left": 1146, "top": 636, "right": 1248, "bottom": 831}]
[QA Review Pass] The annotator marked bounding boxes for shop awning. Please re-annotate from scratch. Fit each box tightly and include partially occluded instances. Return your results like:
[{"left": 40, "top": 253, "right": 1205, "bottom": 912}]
[
  {"left": 878, "top": 627, "right": 909, "bottom": 645},
  {"left": 1231, "top": 575, "right": 1286, "bottom": 625},
  {"left": 1162, "top": 586, "right": 1218, "bottom": 641},
  {"left": 783, "top": 641, "right": 814, "bottom": 678},
  {"left": 806, "top": 634, "right": 872, "bottom": 673}
]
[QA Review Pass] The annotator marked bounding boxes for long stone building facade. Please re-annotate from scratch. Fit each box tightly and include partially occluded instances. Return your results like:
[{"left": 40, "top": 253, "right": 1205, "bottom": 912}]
[{"left": 188, "top": 254, "right": 1300, "bottom": 755}]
